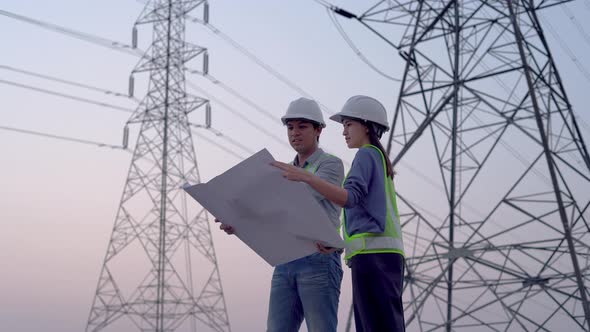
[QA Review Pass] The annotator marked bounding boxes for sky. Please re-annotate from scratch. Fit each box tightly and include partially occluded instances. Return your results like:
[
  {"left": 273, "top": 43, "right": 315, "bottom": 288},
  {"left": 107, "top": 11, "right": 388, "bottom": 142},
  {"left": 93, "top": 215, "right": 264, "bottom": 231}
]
[{"left": 1, "top": 1, "right": 590, "bottom": 331}]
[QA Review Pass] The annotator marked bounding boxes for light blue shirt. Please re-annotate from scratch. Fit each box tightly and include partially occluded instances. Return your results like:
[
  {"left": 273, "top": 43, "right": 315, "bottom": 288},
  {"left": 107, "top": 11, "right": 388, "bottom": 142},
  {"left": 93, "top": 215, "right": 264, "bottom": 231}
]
[{"left": 293, "top": 148, "right": 344, "bottom": 228}]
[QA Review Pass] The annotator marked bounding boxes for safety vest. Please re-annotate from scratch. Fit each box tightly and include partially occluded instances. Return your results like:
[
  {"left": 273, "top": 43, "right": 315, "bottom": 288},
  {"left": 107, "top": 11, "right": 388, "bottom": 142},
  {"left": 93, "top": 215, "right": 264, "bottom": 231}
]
[
  {"left": 298, "top": 151, "right": 332, "bottom": 174},
  {"left": 342, "top": 144, "right": 405, "bottom": 261}
]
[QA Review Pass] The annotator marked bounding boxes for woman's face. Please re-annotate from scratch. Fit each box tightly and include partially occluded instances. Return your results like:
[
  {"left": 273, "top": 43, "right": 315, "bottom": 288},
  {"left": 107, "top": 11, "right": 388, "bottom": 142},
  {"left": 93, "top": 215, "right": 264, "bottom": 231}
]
[{"left": 342, "top": 118, "right": 370, "bottom": 149}]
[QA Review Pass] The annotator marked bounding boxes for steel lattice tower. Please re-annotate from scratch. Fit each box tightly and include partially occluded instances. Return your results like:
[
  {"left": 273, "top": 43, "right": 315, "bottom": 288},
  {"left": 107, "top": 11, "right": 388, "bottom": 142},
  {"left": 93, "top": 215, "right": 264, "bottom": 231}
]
[
  {"left": 86, "top": 1, "right": 230, "bottom": 331},
  {"left": 331, "top": 0, "right": 590, "bottom": 331}
]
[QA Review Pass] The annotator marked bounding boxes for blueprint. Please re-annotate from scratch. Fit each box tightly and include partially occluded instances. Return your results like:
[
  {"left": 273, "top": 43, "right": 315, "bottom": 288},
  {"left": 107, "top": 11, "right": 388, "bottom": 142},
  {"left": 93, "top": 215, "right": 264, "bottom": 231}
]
[{"left": 183, "top": 149, "right": 344, "bottom": 266}]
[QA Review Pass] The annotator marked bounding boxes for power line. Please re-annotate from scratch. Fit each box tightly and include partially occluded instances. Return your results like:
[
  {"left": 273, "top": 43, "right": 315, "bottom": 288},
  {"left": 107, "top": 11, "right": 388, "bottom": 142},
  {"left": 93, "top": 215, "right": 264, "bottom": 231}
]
[
  {"left": 185, "top": 15, "right": 337, "bottom": 115},
  {"left": 0, "top": 64, "right": 139, "bottom": 102},
  {"left": 0, "top": 125, "right": 126, "bottom": 150},
  {"left": 0, "top": 9, "right": 281, "bottom": 127},
  {"left": 137, "top": 0, "right": 337, "bottom": 116},
  {"left": 539, "top": 13, "right": 590, "bottom": 84},
  {"left": 191, "top": 71, "right": 282, "bottom": 123},
  {"left": 2, "top": 6, "right": 337, "bottom": 159},
  {"left": 192, "top": 129, "right": 246, "bottom": 161},
  {"left": 1, "top": 83, "right": 249, "bottom": 163},
  {"left": 326, "top": 7, "right": 402, "bottom": 82},
  {"left": 6, "top": 4, "right": 572, "bottom": 178},
  {"left": 0, "top": 80, "right": 250, "bottom": 167},
  {"left": 312, "top": 0, "right": 335, "bottom": 7},
  {"left": 561, "top": 5, "right": 590, "bottom": 48},
  {"left": 206, "top": 127, "right": 257, "bottom": 155},
  {"left": 0, "top": 7, "right": 295, "bottom": 165},
  {"left": 3, "top": 3, "right": 352, "bottom": 168},
  {"left": 0, "top": 4, "right": 349, "bottom": 186},
  {"left": 188, "top": 81, "right": 354, "bottom": 167},
  {"left": 470, "top": 20, "right": 587, "bottom": 180},
  {"left": 0, "top": 79, "right": 135, "bottom": 113},
  {"left": 189, "top": 123, "right": 256, "bottom": 156},
  {"left": 186, "top": 80, "right": 292, "bottom": 150},
  {"left": 1, "top": 68, "right": 273, "bottom": 161},
  {"left": 0, "top": 9, "right": 141, "bottom": 56},
  {"left": 577, "top": 115, "right": 590, "bottom": 135}
]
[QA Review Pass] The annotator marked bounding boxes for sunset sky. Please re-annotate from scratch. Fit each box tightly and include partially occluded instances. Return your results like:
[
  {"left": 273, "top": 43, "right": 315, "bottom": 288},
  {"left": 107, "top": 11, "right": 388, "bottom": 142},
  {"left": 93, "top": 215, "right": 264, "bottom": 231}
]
[{"left": 2, "top": 1, "right": 590, "bottom": 331}]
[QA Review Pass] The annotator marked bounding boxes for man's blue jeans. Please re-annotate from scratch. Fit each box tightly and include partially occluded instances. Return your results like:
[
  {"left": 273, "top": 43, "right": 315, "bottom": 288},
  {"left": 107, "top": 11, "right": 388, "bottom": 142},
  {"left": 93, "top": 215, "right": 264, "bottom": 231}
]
[{"left": 266, "top": 252, "right": 343, "bottom": 332}]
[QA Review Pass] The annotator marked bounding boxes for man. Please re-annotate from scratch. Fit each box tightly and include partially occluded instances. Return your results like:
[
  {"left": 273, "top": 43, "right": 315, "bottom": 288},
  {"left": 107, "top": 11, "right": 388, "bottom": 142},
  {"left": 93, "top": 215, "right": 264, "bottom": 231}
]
[{"left": 217, "top": 97, "right": 344, "bottom": 332}]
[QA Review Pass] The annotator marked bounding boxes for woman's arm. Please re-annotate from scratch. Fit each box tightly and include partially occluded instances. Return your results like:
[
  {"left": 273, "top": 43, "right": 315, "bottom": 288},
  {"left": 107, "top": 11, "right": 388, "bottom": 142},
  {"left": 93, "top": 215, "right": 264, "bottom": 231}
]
[{"left": 271, "top": 161, "right": 348, "bottom": 207}]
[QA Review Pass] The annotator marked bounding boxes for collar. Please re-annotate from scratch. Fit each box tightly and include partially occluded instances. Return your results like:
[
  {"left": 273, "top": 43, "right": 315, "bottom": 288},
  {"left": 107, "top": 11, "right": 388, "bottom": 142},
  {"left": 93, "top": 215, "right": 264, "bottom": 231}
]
[{"left": 292, "top": 148, "right": 325, "bottom": 168}]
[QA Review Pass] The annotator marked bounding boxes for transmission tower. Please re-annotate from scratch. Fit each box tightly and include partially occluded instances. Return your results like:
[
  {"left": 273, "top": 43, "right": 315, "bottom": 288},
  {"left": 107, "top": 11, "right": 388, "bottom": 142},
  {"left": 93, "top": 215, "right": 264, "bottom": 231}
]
[
  {"left": 86, "top": 1, "right": 230, "bottom": 331},
  {"left": 329, "top": 0, "right": 590, "bottom": 331}
]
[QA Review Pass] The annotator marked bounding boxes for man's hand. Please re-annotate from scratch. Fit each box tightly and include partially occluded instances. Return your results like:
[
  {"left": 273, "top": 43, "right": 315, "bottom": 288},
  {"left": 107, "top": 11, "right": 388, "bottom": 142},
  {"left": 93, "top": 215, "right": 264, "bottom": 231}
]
[
  {"left": 316, "top": 243, "right": 340, "bottom": 254},
  {"left": 271, "top": 161, "right": 312, "bottom": 183},
  {"left": 214, "top": 218, "right": 235, "bottom": 235}
]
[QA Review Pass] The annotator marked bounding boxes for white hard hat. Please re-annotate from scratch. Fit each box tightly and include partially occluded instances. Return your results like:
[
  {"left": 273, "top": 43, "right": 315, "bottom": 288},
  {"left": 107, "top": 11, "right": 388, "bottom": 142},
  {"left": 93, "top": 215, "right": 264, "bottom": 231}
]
[
  {"left": 329, "top": 95, "right": 390, "bottom": 131},
  {"left": 281, "top": 97, "right": 326, "bottom": 128}
]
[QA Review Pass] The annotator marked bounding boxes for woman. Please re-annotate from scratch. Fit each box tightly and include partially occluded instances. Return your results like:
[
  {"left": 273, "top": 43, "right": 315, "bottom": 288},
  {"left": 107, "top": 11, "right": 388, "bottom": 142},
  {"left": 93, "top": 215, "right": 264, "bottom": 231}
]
[{"left": 273, "top": 95, "right": 405, "bottom": 332}]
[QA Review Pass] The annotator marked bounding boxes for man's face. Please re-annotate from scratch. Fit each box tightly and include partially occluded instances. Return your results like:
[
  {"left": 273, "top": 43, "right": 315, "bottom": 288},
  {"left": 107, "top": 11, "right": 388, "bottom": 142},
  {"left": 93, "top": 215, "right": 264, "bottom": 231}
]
[{"left": 286, "top": 119, "right": 321, "bottom": 154}]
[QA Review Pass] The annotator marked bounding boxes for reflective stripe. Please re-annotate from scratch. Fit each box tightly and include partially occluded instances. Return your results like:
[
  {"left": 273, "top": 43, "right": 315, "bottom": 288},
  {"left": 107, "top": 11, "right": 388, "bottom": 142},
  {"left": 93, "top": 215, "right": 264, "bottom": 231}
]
[
  {"left": 345, "top": 236, "right": 405, "bottom": 254},
  {"left": 305, "top": 164, "right": 318, "bottom": 173},
  {"left": 303, "top": 152, "right": 332, "bottom": 174},
  {"left": 342, "top": 144, "right": 405, "bottom": 261},
  {"left": 385, "top": 178, "right": 403, "bottom": 244}
]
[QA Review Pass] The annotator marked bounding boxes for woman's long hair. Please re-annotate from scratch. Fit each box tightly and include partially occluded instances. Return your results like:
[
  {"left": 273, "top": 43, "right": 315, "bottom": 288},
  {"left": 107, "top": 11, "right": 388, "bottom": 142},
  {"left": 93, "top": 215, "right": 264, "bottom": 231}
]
[{"left": 366, "top": 122, "right": 395, "bottom": 179}]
